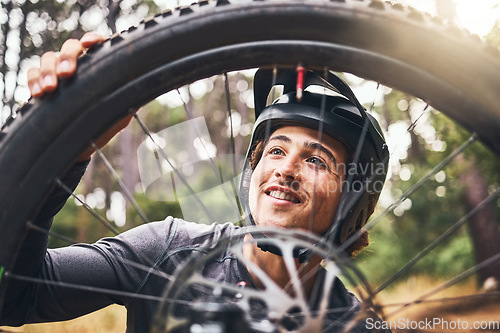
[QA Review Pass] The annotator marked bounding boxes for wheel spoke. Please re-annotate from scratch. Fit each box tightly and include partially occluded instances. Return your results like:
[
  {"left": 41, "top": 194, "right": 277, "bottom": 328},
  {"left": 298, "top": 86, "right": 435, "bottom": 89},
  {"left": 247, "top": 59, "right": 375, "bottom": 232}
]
[
  {"left": 375, "top": 189, "right": 500, "bottom": 294},
  {"left": 55, "top": 178, "right": 121, "bottom": 235},
  {"left": 91, "top": 143, "right": 150, "bottom": 225},
  {"left": 308, "top": 68, "right": 329, "bottom": 233},
  {"left": 4, "top": 271, "right": 190, "bottom": 304},
  {"left": 381, "top": 292, "right": 500, "bottom": 310},
  {"left": 223, "top": 72, "right": 245, "bottom": 224},
  {"left": 26, "top": 222, "right": 80, "bottom": 245},
  {"left": 407, "top": 103, "right": 430, "bottom": 132},
  {"left": 1, "top": 1, "right": 499, "bottom": 330},
  {"left": 339, "top": 133, "right": 478, "bottom": 253},
  {"left": 132, "top": 113, "right": 216, "bottom": 221},
  {"left": 386, "top": 252, "right": 500, "bottom": 318}
]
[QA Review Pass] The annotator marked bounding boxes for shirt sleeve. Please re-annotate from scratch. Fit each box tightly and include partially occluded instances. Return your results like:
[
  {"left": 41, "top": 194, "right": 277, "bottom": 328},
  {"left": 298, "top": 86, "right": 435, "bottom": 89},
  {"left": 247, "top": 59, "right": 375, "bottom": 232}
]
[{"left": 0, "top": 160, "right": 89, "bottom": 325}]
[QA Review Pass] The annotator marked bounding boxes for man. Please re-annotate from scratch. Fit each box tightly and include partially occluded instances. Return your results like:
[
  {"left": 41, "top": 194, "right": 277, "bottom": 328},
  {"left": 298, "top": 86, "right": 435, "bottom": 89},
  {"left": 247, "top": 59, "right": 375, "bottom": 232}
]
[{"left": 0, "top": 34, "right": 389, "bottom": 332}]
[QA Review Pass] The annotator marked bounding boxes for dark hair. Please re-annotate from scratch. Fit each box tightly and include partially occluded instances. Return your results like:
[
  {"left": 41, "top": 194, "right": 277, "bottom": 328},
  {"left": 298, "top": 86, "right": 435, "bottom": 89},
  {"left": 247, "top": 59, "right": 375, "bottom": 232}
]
[{"left": 248, "top": 138, "right": 374, "bottom": 257}]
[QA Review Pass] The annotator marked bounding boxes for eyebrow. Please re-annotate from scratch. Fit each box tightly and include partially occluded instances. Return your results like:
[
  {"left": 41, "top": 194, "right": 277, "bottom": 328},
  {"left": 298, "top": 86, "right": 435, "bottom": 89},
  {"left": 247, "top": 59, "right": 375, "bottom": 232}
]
[
  {"left": 269, "top": 135, "right": 291, "bottom": 144},
  {"left": 268, "top": 135, "right": 337, "bottom": 166},
  {"left": 305, "top": 141, "right": 337, "bottom": 166}
]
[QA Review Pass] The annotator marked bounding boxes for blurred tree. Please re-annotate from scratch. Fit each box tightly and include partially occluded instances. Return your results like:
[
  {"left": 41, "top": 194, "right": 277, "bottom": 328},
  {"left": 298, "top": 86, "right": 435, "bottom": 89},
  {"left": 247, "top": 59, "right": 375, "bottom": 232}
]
[
  {"left": 359, "top": 86, "right": 499, "bottom": 288},
  {"left": 1, "top": 0, "right": 162, "bottom": 245},
  {"left": 4, "top": 0, "right": 499, "bottom": 289},
  {"left": 356, "top": 7, "right": 500, "bottom": 286},
  {"left": 457, "top": 22, "right": 500, "bottom": 285},
  {"left": 0, "top": 0, "right": 161, "bottom": 121}
]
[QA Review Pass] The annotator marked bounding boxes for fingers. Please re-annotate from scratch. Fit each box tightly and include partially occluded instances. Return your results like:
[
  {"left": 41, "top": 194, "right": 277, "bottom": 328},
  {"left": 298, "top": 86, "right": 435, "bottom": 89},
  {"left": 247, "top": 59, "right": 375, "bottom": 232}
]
[
  {"left": 28, "top": 32, "right": 106, "bottom": 98},
  {"left": 57, "top": 33, "right": 106, "bottom": 78},
  {"left": 40, "top": 51, "right": 59, "bottom": 92},
  {"left": 79, "top": 32, "right": 107, "bottom": 48},
  {"left": 56, "top": 39, "right": 84, "bottom": 79},
  {"left": 27, "top": 67, "right": 43, "bottom": 97},
  {"left": 27, "top": 51, "right": 58, "bottom": 97}
]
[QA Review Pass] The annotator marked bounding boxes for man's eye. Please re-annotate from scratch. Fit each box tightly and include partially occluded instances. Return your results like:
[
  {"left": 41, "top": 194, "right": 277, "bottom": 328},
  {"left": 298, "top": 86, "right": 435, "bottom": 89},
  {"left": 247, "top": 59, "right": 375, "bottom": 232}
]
[
  {"left": 307, "top": 157, "right": 328, "bottom": 170},
  {"left": 308, "top": 157, "right": 319, "bottom": 164},
  {"left": 268, "top": 147, "right": 284, "bottom": 155}
]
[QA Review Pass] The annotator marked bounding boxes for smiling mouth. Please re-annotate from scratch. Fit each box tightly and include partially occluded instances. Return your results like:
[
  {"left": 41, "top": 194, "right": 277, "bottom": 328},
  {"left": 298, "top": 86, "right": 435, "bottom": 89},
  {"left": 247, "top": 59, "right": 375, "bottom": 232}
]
[{"left": 266, "top": 190, "right": 300, "bottom": 203}]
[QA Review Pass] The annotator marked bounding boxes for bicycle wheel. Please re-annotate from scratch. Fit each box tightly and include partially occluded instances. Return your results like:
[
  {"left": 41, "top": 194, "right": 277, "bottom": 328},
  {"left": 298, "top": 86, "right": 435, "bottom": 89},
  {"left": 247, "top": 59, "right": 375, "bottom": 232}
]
[{"left": 0, "top": 0, "right": 499, "bottom": 331}]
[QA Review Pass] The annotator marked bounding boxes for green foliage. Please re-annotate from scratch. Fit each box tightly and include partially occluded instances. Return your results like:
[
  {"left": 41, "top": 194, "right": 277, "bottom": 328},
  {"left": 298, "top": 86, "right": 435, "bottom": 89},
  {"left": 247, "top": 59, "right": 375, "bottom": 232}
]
[
  {"left": 127, "top": 193, "right": 183, "bottom": 228},
  {"left": 1, "top": 0, "right": 163, "bottom": 118},
  {"left": 8, "top": 0, "right": 500, "bottom": 293},
  {"left": 51, "top": 191, "right": 184, "bottom": 247},
  {"left": 357, "top": 84, "right": 499, "bottom": 288},
  {"left": 485, "top": 23, "right": 500, "bottom": 46},
  {"left": 50, "top": 197, "right": 118, "bottom": 248},
  {"left": 50, "top": 198, "right": 80, "bottom": 248},
  {"left": 358, "top": 210, "right": 474, "bottom": 288},
  {"left": 431, "top": 111, "right": 500, "bottom": 184},
  {"left": 137, "top": 100, "right": 188, "bottom": 133}
]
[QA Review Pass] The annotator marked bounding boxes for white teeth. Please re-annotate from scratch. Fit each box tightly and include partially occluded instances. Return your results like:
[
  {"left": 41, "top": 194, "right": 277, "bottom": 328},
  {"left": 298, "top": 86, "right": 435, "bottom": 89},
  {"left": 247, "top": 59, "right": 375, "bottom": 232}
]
[{"left": 268, "top": 190, "right": 299, "bottom": 203}]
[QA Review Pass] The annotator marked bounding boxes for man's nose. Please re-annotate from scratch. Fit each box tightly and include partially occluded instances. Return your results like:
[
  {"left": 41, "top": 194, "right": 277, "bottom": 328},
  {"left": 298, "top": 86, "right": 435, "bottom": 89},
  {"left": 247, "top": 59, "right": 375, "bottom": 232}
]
[{"left": 274, "top": 157, "right": 300, "bottom": 181}]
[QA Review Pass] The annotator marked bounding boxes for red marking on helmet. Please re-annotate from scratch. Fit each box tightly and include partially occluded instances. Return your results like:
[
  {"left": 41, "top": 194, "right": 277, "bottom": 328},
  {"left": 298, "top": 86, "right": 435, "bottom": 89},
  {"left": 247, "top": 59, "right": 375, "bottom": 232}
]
[{"left": 296, "top": 65, "right": 306, "bottom": 101}]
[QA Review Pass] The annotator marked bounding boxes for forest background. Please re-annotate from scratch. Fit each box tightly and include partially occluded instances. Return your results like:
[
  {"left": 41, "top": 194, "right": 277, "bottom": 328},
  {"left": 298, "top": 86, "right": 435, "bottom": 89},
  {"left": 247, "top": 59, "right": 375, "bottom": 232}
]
[{"left": 0, "top": 0, "right": 499, "bottom": 331}]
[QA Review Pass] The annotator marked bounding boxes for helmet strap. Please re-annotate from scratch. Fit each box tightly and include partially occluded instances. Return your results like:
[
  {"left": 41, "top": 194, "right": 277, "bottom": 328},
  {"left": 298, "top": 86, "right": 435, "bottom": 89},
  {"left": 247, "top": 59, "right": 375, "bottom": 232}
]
[
  {"left": 246, "top": 212, "right": 313, "bottom": 263},
  {"left": 257, "top": 242, "right": 313, "bottom": 264}
]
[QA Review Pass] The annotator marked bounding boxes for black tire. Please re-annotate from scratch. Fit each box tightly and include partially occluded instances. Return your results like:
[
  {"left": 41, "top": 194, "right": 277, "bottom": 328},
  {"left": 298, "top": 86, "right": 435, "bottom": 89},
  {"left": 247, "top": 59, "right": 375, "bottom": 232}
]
[{"left": 0, "top": 0, "right": 499, "bottom": 319}]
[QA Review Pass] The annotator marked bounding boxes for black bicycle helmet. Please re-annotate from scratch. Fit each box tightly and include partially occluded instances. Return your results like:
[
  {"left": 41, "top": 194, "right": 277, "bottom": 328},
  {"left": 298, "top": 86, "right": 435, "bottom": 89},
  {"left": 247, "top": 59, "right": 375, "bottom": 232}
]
[{"left": 239, "top": 67, "right": 389, "bottom": 249}]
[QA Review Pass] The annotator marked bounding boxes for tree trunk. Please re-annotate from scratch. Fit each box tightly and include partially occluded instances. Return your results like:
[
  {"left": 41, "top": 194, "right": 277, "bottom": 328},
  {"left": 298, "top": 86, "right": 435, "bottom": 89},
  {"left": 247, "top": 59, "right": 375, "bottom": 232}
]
[
  {"left": 119, "top": 126, "right": 139, "bottom": 198},
  {"left": 1, "top": 1, "right": 13, "bottom": 118},
  {"left": 107, "top": 0, "right": 121, "bottom": 33},
  {"left": 459, "top": 160, "right": 500, "bottom": 286},
  {"left": 76, "top": 158, "right": 94, "bottom": 242}
]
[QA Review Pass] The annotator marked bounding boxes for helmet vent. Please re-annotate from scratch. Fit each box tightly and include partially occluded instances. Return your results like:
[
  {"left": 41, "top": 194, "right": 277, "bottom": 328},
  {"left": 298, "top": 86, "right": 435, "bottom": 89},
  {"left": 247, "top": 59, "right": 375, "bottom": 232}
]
[{"left": 266, "top": 85, "right": 284, "bottom": 106}]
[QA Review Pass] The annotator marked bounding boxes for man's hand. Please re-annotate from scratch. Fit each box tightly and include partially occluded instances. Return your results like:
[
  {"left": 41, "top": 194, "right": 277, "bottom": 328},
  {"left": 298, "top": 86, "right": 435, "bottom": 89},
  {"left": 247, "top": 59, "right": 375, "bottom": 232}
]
[
  {"left": 27, "top": 32, "right": 133, "bottom": 162},
  {"left": 27, "top": 32, "right": 106, "bottom": 97}
]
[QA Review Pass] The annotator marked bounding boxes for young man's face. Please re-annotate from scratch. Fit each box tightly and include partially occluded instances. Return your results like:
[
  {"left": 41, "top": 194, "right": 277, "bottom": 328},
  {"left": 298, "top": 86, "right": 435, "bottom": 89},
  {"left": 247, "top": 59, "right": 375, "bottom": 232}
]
[{"left": 249, "top": 126, "right": 347, "bottom": 235}]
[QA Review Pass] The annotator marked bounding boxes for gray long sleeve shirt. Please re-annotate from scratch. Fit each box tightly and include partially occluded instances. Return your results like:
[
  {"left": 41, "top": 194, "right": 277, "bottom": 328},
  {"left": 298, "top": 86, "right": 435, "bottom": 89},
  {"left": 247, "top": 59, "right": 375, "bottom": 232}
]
[{"left": 0, "top": 162, "right": 378, "bottom": 332}]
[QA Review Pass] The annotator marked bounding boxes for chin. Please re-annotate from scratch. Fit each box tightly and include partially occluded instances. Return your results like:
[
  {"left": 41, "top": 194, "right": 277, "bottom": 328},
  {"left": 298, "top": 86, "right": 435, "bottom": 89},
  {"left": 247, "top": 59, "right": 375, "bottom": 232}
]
[
  {"left": 259, "top": 218, "right": 309, "bottom": 232},
  {"left": 253, "top": 217, "right": 288, "bottom": 229}
]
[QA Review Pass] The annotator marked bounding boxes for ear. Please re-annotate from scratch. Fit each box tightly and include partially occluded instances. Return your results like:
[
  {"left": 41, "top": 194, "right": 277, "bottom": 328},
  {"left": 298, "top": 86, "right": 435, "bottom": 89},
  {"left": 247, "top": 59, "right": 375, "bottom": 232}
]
[
  {"left": 339, "top": 204, "right": 367, "bottom": 244},
  {"left": 341, "top": 192, "right": 376, "bottom": 242}
]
